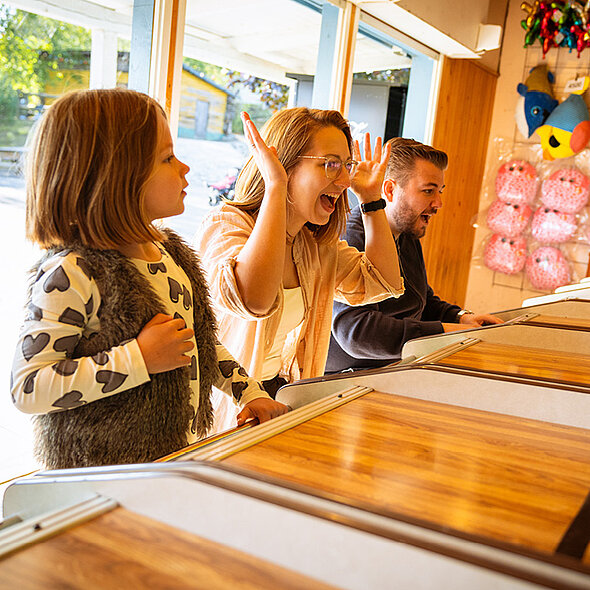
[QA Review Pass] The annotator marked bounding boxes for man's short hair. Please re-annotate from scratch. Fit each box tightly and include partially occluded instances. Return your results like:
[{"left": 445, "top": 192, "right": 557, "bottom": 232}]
[{"left": 385, "top": 137, "right": 448, "bottom": 187}]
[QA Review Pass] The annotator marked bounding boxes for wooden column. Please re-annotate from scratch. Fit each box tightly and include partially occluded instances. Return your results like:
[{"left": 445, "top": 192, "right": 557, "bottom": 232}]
[
  {"left": 149, "top": 0, "right": 186, "bottom": 133},
  {"left": 329, "top": 2, "right": 359, "bottom": 116},
  {"left": 421, "top": 57, "right": 497, "bottom": 307}
]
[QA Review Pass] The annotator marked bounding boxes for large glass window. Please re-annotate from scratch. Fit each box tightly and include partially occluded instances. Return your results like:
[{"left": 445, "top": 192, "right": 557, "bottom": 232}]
[
  {"left": 165, "top": 0, "right": 324, "bottom": 240},
  {"left": 0, "top": 1, "right": 136, "bottom": 480},
  {"left": 348, "top": 23, "right": 411, "bottom": 143}
]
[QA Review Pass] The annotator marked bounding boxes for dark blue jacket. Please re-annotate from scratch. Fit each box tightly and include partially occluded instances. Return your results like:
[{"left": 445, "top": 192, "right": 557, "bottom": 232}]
[{"left": 326, "top": 206, "right": 461, "bottom": 372}]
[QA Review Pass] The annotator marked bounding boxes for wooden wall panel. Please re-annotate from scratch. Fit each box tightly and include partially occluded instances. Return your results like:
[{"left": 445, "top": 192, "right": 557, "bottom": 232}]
[{"left": 422, "top": 58, "right": 497, "bottom": 307}]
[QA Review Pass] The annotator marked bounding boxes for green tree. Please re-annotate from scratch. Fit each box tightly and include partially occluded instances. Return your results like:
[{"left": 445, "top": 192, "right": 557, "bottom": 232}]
[
  {"left": 183, "top": 57, "right": 227, "bottom": 86},
  {"left": 227, "top": 72, "right": 288, "bottom": 111},
  {"left": 0, "top": 5, "right": 90, "bottom": 95},
  {"left": 182, "top": 56, "right": 289, "bottom": 113},
  {"left": 353, "top": 68, "right": 410, "bottom": 86}
]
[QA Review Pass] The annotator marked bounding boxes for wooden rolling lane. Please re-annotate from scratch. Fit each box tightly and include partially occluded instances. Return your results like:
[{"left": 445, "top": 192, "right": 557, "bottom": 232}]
[
  {"left": 518, "top": 314, "right": 590, "bottom": 331},
  {"left": 0, "top": 507, "right": 338, "bottom": 590},
  {"left": 402, "top": 299, "right": 590, "bottom": 392},
  {"left": 435, "top": 340, "right": 590, "bottom": 389},
  {"left": 213, "top": 390, "right": 590, "bottom": 571}
]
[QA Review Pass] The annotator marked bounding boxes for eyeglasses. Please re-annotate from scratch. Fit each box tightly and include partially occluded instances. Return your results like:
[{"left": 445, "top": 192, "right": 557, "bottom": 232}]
[{"left": 298, "top": 155, "right": 358, "bottom": 179}]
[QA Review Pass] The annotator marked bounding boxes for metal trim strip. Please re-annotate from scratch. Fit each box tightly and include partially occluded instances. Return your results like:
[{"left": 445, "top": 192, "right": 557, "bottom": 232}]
[
  {"left": 183, "top": 385, "right": 372, "bottom": 461},
  {"left": 0, "top": 495, "right": 117, "bottom": 558}
]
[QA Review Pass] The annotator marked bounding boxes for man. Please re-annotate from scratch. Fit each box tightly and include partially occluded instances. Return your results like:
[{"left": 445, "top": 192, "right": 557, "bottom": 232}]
[{"left": 326, "top": 137, "right": 502, "bottom": 373}]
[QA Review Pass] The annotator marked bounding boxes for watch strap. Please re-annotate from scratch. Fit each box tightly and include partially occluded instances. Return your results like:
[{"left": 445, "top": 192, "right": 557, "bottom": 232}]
[{"left": 360, "top": 198, "right": 386, "bottom": 213}]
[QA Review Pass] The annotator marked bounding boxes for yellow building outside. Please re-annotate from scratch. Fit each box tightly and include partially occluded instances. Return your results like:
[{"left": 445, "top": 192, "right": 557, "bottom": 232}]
[
  {"left": 44, "top": 55, "right": 233, "bottom": 140},
  {"left": 178, "top": 65, "right": 232, "bottom": 140}
]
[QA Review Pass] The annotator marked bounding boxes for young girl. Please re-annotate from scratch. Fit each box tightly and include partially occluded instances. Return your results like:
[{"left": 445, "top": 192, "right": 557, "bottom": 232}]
[
  {"left": 11, "top": 88, "right": 286, "bottom": 470},
  {"left": 196, "top": 108, "right": 404, "bottom": 399}
]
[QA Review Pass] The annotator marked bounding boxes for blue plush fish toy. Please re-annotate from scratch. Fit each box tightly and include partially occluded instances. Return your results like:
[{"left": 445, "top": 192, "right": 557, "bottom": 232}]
[{"left": 516, "top": 65, "right": 558, "bottom": 138}]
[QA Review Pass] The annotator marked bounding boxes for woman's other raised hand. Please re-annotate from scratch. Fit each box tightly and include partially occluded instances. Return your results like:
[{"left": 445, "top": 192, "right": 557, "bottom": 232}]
[{"left": 350, "top": 133, "right": 391, "bottom": 204}]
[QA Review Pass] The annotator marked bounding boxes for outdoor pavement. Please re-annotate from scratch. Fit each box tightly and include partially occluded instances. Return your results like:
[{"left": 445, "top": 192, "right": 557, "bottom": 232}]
[{"left": 0, "top": 135, "right": 249, "bottom": 485}]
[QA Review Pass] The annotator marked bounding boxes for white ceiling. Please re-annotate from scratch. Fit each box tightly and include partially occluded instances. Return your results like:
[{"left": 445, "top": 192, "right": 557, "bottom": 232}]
[
  {"left": 6, "top": 0, "right": 491, "bottom": 82},
  {"left": 183, "top": 0, "right": 412, "bottom": 81},
  {"left": 6, "top": 0, "right": 411, "bottom": 82},
  {"left": 5, "top": 0, "right": 494, "bottom": 66}
]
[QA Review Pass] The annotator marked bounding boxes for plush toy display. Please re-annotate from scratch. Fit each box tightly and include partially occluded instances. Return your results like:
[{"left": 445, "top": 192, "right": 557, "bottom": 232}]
[
  {"left": 516, "top": 65, "right": 558, "bottom": 138},
  {"left": 484, "top": 57, "right": 590, "bottom": 289},
  {"left": 486, "top": 199, "right": 532, "bottom": 237},
  {"left": 525, "top": 246, "right": 571, "bottom": 290},
  {"left": 540, "top": 167, "right": 590, "bottom": 213},
  {"left": 531, "top": 206, "right": 578, "bottom": 242},
  {"left": 536, "top": 94, "right": 590, "bottom": 160},
  {"left": 494, "top": 160, "right": 539, "bottom": 204},
  {"left": 484, "top": 234, "right": 528, "bottom": 275}
]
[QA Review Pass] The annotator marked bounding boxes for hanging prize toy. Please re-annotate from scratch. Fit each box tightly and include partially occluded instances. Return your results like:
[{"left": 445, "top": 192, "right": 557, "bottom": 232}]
[
  {"left": 521, "top": 1, "right": 542, "bottom": 46},
  {"left": 541, "top": 167, "right": 590, "bottom": 213},
  {"left": 516, "top": 65, "right": 558, "bottom": 137},
  {"left": 526, "top": 246, "right": 571, "bottom": 289},
  {"left": 531, "top": 206, "right": 578, "bottom": 242},
  {"left": 539, "top": 3, "right": 558, "bottom": 57},
  {"left": 487, "top": 200, "right": 533, "bottom": 237},
  {"left": 484, "top": 234, "right": 528, "bottom": 275},
  {"left": 495, "top": 160, "right": 539, "bottom": 204},
  {"left": 535, "top": 76, "right": 590, "bottom": 160}
]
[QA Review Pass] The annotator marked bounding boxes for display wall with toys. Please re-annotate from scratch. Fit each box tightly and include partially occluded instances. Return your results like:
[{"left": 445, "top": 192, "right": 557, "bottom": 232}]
[{"left": 468, "top": 2, "right": 590, "bottom": 308}]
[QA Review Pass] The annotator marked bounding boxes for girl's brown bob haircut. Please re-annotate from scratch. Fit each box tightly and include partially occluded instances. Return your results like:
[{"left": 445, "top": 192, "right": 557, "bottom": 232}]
[
  {"left": 233, "top": 107, "right": 353, "bottom": 244},
  {"left": 26, "top": 88, "right": 166, "bottom": 249}
]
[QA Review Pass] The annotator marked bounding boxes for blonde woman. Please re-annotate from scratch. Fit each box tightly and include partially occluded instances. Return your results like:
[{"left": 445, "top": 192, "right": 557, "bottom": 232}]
[{"left": 196, "top": 108, "right": 404, "bottom": 401}]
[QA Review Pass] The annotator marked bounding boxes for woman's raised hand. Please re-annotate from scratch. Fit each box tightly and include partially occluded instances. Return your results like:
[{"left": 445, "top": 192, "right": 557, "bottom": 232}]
[
  {"left": 350, "top": 133, "right": 391, "bottom": 203},
  {"left": 241, "top": 112, "right": 288, "bottom": 189}
]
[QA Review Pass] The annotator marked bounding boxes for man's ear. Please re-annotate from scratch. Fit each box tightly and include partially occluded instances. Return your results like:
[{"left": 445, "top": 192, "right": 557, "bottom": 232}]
[{"left": 382, "top": 178, "right": 397, "bottom": 202}]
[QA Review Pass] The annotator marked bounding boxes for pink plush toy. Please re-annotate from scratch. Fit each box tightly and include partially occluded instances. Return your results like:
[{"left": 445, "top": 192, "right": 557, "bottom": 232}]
[
  {"left": 531, "top": 206, "right": 577, "bottom": 243},
  {"left": 484, "top": 234, "right": 527, "bottom": 275},
  {"left": 495, "top": 160, "right": 539, "bottom": 205},
  {"left": 486, "top": 199, "right": 532, "bottom": 237},
  {"left": 525, "top": 246, "right": 571, "bottom": 290},
  {"left": 540, "top": 168, "right": 590, "bottom": 213}
]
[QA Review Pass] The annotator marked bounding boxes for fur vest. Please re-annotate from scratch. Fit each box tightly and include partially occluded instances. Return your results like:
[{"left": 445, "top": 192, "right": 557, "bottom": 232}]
[{"left": 31, "top": 229, "right": 218, "bottom": 469}]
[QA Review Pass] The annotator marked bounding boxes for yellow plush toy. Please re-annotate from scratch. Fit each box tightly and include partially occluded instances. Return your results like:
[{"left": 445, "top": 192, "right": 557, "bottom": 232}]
[{"left": 536, "top": 77, "right": 590, "bottom": 160}]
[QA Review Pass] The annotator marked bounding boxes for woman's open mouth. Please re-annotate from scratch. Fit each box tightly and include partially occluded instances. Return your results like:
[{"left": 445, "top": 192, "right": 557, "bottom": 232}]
[{"left": 320, "top": 193, "right": 339, "bottom": 212}]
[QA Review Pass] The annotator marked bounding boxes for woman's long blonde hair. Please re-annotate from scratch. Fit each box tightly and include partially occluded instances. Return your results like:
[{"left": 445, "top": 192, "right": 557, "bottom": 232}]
[
  {"left": 233, "top": 107, "right": 353, "bottom": 243},
  {"left": 26, "top": 88, "right": 166, "bottom": 249}
]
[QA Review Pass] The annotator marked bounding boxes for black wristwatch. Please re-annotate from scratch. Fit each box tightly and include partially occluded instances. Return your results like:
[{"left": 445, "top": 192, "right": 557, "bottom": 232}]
[{"left": 360, "top": 198, "right": 386, "bottom": 213}]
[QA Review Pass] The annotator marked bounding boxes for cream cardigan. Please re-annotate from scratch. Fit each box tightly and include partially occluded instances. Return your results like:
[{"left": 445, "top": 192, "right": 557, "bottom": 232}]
[{"left": 195, "top": 203, "right": 404, "bottom": 381}]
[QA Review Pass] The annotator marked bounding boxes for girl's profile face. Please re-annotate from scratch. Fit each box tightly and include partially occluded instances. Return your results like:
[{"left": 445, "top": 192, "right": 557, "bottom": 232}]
[
  {"left": 286, "top": 125, "right": 351, "bottom": 232},
  {"left": 143, "top": 113, "right": 190, "bottom": 222}
]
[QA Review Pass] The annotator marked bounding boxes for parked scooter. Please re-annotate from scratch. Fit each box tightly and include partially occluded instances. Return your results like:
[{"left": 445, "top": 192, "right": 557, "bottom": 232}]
[{"left": 206, "top": 167, "right": 239, "bottom": 206}]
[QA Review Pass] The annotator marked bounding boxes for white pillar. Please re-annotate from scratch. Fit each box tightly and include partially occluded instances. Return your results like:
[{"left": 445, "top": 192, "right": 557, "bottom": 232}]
[{"left": 90, "top": 28, "right": 118, "bottom": 89}]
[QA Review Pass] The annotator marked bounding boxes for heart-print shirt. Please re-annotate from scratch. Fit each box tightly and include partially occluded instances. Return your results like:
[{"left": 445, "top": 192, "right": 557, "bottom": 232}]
[{"left": 11, "top": 244, "right": 266, "bottom": 443}]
